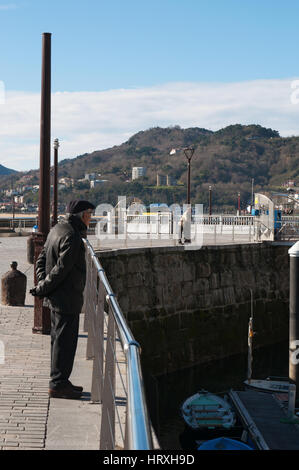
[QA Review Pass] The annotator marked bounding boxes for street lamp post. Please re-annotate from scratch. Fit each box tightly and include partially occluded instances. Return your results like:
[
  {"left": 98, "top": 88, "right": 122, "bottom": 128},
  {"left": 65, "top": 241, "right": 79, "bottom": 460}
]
[
  {"left": 183, "top": 147, "right": 195, "bottom": 205},
  {"left": 238, "top": 192, "right": 241, "bottom": 215},
  {"left": 170, "top": 147, "right": 195, "bottom": 244},
  {"left": 52, "top": 138, "right": 59, "bottom": 226},
  {"left": 209, "top": 185, "right": 212, "bottom": 216}
]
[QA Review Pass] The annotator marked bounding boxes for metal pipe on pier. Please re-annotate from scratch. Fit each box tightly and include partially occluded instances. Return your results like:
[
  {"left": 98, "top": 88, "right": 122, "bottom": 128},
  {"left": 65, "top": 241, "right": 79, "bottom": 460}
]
[
  {"left": 52, "top": 138, "right": 59, "bottom": 226},
  {"left": 32, "top": 32, "right": 52, "bottom": 335},
  {"left": 288, "top": 241, "right": 299, "bottom": 387}
]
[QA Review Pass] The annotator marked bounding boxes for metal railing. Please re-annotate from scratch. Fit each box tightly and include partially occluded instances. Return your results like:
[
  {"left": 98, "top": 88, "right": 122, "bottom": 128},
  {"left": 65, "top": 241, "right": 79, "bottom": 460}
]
[
  {"left": 0, "top": 217, "right": 37, "bottom": 229},
  {"left": 282, "top": 215, "right": 299, "bottom": 222},
  {"left": 95, "top": 212, "right": 258, "bottom": 247},
  {"left": 82, "top": 238, "right": 154, "bottom": 450},
  {"left": 192, "top": 214, "right": 255, "bottom": 225},
  {"left": 0, "top": 216, "right": 100, "bottom": 233}
]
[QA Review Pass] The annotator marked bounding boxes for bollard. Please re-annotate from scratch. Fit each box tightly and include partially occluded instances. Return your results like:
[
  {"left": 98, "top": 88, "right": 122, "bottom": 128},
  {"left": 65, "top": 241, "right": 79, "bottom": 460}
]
[
  {"left": 27, "top": 225, "right": 38, "bottom": 264},
  {"left": 288, "top": 384, "right": 296, "bottom": 419},
  {"left": 27, "top": 234, "right": 35, "bottom": 264},
  {"left": 288, "top": 241, "right": 299, "bottom": 388},
  {"left": 32, "top": 232, "right": 51, "bottom": 335},
  {"left": 1, "top": 262, "right": 27, "bottom": 306}
]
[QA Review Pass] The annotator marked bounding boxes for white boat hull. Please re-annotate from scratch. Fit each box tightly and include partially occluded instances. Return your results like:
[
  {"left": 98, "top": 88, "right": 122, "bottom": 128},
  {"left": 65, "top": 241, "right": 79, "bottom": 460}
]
[
  {"left": 244, "top": 379, "right": 290, "bottom": 393},
  {"left": 181, "top": 391, "right": 236, "bottom": 431}
]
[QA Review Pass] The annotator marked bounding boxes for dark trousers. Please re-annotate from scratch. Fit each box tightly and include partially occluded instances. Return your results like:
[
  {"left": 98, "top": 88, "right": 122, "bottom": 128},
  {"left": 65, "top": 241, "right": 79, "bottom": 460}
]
[{"left": 49, "top": 310, "right": 80, "bottom": 390}]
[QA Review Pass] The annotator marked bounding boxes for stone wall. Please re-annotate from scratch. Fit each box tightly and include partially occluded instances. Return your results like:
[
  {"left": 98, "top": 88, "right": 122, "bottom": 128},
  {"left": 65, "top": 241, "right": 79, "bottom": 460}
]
[{"left": 98, "top": 243, "right": 290, "bottom": 376}]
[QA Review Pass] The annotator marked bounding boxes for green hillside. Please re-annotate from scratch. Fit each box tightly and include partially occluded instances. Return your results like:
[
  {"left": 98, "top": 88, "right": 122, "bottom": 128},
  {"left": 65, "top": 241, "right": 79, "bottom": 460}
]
[
  {"left": 56, "top": 124, "right": 299, "bottom": 210},
  {"left": 6, "top": 124, "right": 299, "bottom": 211},
  {"left": 0, "top": 164, "right": 18, "bottom": 176}
]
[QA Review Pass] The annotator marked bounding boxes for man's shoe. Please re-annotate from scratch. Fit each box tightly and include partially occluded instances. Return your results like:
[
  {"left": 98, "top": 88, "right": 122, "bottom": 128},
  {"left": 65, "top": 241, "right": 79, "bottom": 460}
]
[
  {"left": 68, "top": 381, "right": 83, "bottom": 392},
  {"left": 49, "top": 385, "right": 82, "bottom": 399}
]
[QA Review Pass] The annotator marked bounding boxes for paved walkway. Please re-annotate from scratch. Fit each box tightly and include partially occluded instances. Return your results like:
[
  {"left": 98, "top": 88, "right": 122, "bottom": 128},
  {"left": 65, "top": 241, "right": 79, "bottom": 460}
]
[
  {"left": 0, "top": 236, "right": 102, "bottom": 450},
  {"left": 0, "top": 232, "right": 259, "bottom": 451}
]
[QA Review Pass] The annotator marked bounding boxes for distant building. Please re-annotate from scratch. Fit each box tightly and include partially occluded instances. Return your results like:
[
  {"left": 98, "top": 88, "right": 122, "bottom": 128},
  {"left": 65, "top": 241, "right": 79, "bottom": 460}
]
[
  {"left": 21, "top": 185, "right": 33, "bottom": 192},
  {"left": 90, "top": 180, "right": 102, "bottom": 188},
  {"left": 156, "top": 173, "right": 176, "bottom": 187},
  {"left": 59, "top": 177, "right": 74, "bottom": 187},
  {"left": 90, "top": 180, "right": 109, "bottom": 188},
  {"left": 166, "top": 175, "right": 176, "bottom": 186},
  {"left": 84, "top": 173, "right": 97, "bottom": 181},
  {"left": 132, "top": 167, "right": 146, "bottom": 180},
  {"left": 156, "top": 174, "right": 167, "bottom": 186},
  {"left": 4, "top": 189, "right": 18, "bottom": 197},
  {"left": 18, "top": 174, "right": 34, "bottom": 184},
  {"left": 283, "top": 179, "right": 296, "bottom": 187}
]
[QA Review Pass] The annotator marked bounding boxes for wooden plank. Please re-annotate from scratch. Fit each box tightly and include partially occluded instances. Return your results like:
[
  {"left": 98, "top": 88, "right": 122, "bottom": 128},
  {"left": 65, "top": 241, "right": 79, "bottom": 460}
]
[{"left": 233, "top": 390, "right": 299, "bottom": 450}]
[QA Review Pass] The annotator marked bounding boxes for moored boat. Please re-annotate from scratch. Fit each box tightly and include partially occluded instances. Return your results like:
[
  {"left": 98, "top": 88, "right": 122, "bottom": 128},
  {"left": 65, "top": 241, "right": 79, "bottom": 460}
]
[
  {"left": 245, "top": 296, "right": 290, "bottom": 394},
  {"left": 244, "top": 377, "right": 290, "bottom": 393},
  {"left": 181, "top": 391, "right": 236, "bottom": 430},
  {"left": 198, "top": 437, "right": 253, "bottom": 450}
]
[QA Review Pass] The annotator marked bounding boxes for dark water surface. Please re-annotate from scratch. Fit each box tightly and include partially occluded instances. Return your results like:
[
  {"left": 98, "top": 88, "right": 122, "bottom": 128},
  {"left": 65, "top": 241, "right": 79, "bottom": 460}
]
[{"left": 146, "top": 340, "right": 289, "bottom": 450}]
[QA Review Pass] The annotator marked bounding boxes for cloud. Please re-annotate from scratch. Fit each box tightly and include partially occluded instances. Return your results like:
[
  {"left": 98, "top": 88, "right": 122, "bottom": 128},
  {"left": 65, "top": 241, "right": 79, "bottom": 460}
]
[
  {"left": 0, "top": 81, "right": 4, "bottom": 104},
  {"left": 0, "top": 78, "right": 299, "bottom": 171}
]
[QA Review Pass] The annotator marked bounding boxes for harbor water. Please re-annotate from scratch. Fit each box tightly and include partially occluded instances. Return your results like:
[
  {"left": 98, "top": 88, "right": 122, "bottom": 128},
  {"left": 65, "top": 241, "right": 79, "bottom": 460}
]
[{"left": 146, "top": 340, "right": 289, "bottom": 449}]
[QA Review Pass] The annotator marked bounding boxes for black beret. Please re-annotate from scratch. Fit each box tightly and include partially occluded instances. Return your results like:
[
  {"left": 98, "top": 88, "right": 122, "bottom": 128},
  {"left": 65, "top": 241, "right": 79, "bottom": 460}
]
[{"left": 67, "top": 199, "right": 95, "bottom": 214}]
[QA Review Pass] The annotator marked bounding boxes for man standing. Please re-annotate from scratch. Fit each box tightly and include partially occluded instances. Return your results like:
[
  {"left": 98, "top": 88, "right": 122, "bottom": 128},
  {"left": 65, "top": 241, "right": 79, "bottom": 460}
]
[{"left": 30, "top": 200, "right": 95, "bottom": 399}]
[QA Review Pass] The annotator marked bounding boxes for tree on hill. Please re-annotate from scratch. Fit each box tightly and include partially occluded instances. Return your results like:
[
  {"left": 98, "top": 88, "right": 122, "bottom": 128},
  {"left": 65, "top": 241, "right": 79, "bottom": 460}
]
[{"left": 8, "top": 124, "right": 299, "bottom": 210}]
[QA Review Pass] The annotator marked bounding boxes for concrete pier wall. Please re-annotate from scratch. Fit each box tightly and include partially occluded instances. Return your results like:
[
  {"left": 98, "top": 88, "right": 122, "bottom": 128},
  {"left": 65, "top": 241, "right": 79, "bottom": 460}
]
[{"left": 98, "top": 243, "right": 290, "bottom": 376}]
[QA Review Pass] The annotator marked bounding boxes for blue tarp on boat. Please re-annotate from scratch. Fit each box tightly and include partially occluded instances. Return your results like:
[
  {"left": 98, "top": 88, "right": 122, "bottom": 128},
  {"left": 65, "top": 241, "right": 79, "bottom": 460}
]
[{"left": 198, "top": 437, "right": 253, "bottom": 450}]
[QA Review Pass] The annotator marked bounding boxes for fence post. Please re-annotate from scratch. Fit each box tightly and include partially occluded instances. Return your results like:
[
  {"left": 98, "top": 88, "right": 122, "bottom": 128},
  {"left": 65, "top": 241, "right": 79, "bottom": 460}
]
[
  {"left": 125, "top": 212, "right": 128, "bottom": 248},
  {"left": 288, "top": 384, "right": 296, "bottom": 419},
  {"left": 86, "top": 263, "right": 97, "bottom": 360},
  {"left": 100, "top": 300, "right": 116, "bottom": 450},
  {"left": 83, "top": 249, "right": 91, "bottom": 333},
  {"left": 90, "top": 280, "right": 105, "bottom": 403}
]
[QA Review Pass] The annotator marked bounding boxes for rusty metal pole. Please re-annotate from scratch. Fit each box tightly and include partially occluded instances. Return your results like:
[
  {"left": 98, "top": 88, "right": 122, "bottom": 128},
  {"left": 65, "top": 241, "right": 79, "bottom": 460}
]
[
  {"left": 52, "top": 138, "right": 59, "bottom": 226},
  {"left": 11, "top": 178, "right": 15, "bottom": 230},
  {"left": 12, "top": 194, "right": 15, "bottom": 230},
  {"left": 32, "top": 32, "right": 52, "bottom": 335}
]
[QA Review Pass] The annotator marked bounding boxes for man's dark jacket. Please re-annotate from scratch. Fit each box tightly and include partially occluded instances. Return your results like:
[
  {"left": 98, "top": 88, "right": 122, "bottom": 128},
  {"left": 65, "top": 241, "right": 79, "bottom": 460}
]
[{"left": 35, "top": 215, "right": 87, "bottom": 315}]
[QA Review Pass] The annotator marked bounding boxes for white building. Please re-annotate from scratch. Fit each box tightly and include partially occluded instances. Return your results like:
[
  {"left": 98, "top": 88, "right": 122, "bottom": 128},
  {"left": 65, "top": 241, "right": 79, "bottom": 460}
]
[
  {"left": 5, "top": 189, "right": 18, "bottom": 197},
  {"left": 90, "top": 180, "right": 109, "bottom": 188},
  {"left": 132, "top": 167, "right": 146, "bottom": 180},
  {"left": 85, "top": 173, "right": 97, "bottom": 181},
  {"left": 59, "top": 177, "right": 74, "bottom": 187}
]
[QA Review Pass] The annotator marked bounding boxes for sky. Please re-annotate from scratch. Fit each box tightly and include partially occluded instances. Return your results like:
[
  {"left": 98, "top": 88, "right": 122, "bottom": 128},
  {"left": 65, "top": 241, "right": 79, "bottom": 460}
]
[{"left": 1, "top": 0, "right": 299, "bottom": 171}]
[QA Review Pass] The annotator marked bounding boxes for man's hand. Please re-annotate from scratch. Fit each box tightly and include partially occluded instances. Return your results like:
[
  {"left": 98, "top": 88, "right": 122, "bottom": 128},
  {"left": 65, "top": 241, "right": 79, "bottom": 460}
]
[{"left": 30, "top": 287, "right": 44, "bottom": 298}]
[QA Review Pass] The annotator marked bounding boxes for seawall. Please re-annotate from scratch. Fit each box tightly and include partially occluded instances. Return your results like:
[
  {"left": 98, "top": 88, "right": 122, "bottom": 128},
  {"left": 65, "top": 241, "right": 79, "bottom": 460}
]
[{"left": 97, "top": 243, "right": 290, "bottom": 376}]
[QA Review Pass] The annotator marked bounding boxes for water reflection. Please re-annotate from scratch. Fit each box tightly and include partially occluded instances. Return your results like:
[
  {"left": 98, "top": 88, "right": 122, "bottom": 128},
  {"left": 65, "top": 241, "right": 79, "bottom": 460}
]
[{"left": 146, "top": 340, "right": 289, "bottom": 450}]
